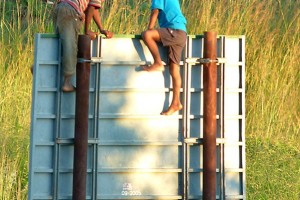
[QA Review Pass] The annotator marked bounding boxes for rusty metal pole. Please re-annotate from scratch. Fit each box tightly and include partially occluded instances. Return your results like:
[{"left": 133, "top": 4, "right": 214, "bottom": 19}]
[
  {"left": 72, "top": 35, "right": 91, "bottom": 200},
  {"left": 203, "top": 31, "right": 217, "bottom": 200}
]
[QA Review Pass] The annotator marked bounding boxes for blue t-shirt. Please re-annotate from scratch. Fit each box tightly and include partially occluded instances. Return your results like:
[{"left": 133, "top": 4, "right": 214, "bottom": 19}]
[{"left": 151, "top": 0, "right": 187, "bottom": 32}]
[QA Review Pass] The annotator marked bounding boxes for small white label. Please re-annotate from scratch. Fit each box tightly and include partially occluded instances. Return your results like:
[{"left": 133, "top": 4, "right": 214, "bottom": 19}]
[{"left": 121, "top": 182, "right": 142, "bottom": 196}]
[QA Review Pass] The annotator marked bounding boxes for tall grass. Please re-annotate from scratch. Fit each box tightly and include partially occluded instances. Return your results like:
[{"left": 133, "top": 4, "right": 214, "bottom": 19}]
[
  {"left": 0, "top": 0, "right": 299, "bottom": 199},
  {"left": 0, "top": 0, "right": 52, "bottom": 199}
]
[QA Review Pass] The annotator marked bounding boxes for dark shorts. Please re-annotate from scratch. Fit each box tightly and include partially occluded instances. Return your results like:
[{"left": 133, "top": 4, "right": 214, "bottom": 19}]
[{"left": 158, "top": 28, "right": 187, "bottom": 65}]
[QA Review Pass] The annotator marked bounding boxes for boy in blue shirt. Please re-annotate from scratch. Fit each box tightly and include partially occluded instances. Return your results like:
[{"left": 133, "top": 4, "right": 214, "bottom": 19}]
[{"left": 142, "top": 0, "right": 187, "bottom": 115}]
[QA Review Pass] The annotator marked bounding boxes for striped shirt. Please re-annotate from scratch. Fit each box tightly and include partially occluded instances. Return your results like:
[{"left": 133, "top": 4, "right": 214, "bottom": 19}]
[{"left": 59, "top": 0, "right": 103, "bottom": 16}]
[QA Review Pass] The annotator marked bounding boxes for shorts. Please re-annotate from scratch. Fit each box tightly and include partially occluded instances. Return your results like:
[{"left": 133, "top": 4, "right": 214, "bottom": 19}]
[{"left": 158, "top": 28, "right": 187, "bottom": 65}]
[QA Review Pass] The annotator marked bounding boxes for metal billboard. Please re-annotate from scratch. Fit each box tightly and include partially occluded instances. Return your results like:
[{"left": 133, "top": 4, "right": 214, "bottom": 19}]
[{"left": 29, "top": 34, "right": 246, "bottom": 199}]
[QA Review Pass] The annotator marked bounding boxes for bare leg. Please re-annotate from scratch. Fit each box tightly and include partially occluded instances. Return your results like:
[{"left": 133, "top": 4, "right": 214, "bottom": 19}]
[
  {"left": 62, "top": 75, "right": 76, "bottom": 92},
  {"left": 161, "top": 61, "right": 182, "bottom": 115},
  {"left": 142, "top": 30, "right": 164, "bottom": 71}
]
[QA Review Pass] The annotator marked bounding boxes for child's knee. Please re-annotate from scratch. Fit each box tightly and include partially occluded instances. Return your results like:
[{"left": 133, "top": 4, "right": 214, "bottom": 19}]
[
  {"left": 141, "top": 31, "right": 147, "bottom": 40},
  {"left": 142, "top": 30, "right": 152, "bottom": 41}
]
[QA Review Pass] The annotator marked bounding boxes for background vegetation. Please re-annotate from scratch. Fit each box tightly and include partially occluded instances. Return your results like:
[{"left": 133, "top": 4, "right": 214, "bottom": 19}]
[{"left": 0, "top": 0, "right": 299, "bottom": 199}]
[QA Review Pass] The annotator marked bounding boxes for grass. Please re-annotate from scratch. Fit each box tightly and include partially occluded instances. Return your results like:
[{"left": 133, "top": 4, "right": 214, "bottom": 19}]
[
  {"left": 0, "top": 138, "right": 28, "bottom": 200},
  {"left": 246, "top": 137, "right": 300, "bottom": 199},
  {"left": 0, "top": 0, "right": 299, "bottom": 199}
]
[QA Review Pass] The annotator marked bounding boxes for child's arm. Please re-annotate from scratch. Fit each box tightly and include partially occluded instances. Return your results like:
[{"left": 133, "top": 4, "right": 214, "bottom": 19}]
[
  {"left": 92, "top": 7, "right": 113, "bottom": 38},
  {"left": 84, "top": 6, "right": 96, "bottom": 39},
  {"left": 148, "top": 9, "right": 159, "bottom": 30},
  {"left": 84, "top": 6, "right": 113, "bottom": 39}
]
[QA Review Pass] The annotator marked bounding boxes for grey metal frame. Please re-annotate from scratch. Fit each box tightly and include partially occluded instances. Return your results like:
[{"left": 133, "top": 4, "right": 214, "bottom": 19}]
[{"left": 29, "top": 34, "right": 246, "bottom": 200}]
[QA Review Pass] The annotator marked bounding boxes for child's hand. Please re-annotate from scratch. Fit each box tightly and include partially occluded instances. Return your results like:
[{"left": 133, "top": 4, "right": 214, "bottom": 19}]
[
  {"left": 101, "top": 30, "right": 114, "bottom": 38},
  {"left": 85, "top": 30, "right": 98, "bottom": 40}
]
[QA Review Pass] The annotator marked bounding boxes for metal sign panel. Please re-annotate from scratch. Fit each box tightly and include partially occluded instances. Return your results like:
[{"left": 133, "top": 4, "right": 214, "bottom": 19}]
[{"left": 29, "top": 34, "right": 246, "bottom": 199}]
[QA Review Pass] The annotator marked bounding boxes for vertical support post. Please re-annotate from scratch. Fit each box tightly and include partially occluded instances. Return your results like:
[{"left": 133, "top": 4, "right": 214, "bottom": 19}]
[
  {"left": 72, "top": 35, "right": 91, "bottom": 200},
  {"left": 203, "top": 31, "right": 217, "bottom": 200},
  {"left": 182, "top": 37, "right": 189, "bottom": 200}
]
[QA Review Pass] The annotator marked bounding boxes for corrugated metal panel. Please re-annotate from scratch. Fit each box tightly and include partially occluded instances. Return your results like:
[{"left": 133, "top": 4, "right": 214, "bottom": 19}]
[{"left": 29, "top": 34, "right": 246, "bottom": 200}]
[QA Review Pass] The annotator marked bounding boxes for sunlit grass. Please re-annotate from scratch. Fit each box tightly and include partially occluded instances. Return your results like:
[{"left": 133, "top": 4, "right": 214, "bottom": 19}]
[
  {"left": 246, "top": 137, "right": 300, "bottom": 199},
  {"left": 0, "top": 0, "right": 299, "bottom": 199},
  {"left": 0, "top": 137, "right": 28, "bottom": 200}
]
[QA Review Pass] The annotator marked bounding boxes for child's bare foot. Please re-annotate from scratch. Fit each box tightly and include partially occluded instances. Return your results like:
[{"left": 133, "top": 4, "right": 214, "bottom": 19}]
[
  {"left": 142, "top": 63, "right": 164, "bottom": 72},
  {"left": 161, "top": 104, "right": 183, "bottom": 115},
  {"left": 86, "top": 30, "right": 98, "bottom": 40},
  {"left": 62, "top": 76, "right": 76, "bottom": 92},
  {"left": 61, "top": 84, "right": 76, "bottom": 92}
]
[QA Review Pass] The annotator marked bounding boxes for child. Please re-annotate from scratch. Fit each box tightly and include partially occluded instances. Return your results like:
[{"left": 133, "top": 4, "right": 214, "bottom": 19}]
[
  {"left": 142, "top": 0, "right": 187, "bottom": 115},
  {"left": 52, "top": 0, "right": 113, "bottom": 92}
]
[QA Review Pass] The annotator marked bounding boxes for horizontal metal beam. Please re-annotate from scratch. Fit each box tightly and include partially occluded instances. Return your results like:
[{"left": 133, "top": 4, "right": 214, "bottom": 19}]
[
  {"left": 184, "top": 138, "right": 227, "bottom": 145},
  {"left": 185, "top": 57, "right": 226, "bottom": 64},
  {"left": 78, "top": 57, "right": 226, "bottom": 65}
]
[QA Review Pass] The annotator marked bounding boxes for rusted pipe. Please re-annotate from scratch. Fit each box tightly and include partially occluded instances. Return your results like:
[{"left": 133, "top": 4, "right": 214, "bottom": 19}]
[
  {"left": 203, "top": 31, "right": 217, "bottom": 200},
  {"left": 72, "top": 35, "right": 91, "bottom": 200}
]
